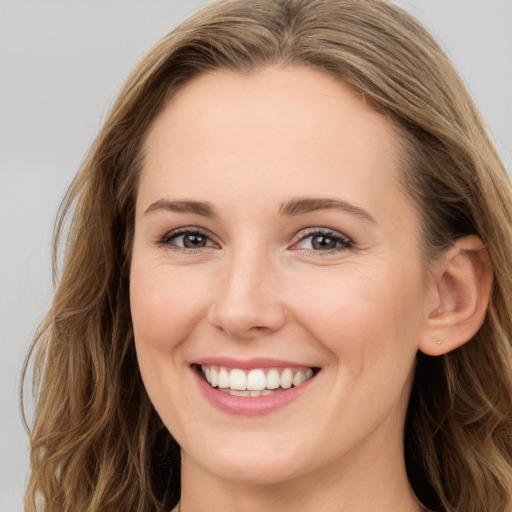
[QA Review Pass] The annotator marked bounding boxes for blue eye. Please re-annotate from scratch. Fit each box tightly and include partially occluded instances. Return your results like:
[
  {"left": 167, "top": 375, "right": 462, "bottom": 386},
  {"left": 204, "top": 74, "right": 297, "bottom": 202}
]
[
  {"left": 294, "top": 229, "right": 353, "bottom": 252},
  {"left": 160, "top": 228, "right": 215, "bottom": 250}
]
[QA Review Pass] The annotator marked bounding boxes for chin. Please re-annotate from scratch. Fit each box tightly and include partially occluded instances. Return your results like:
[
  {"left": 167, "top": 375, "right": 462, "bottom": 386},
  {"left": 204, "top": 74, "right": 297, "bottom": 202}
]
[
  {"left": 181, "top": 431, "right": 312, "bottom": 486},
  {"left": 204, "top": 455, "right": 301, "bottom": 486}
]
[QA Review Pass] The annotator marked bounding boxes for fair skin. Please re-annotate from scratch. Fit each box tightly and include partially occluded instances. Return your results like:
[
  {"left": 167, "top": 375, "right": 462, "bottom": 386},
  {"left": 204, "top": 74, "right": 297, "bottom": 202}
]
[{"left": 130, "top": 66, "right": 492, "bottom": 512}]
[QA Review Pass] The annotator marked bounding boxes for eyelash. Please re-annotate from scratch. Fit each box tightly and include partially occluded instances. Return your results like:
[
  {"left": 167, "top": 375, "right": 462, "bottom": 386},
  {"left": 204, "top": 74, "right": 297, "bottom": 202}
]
[
  {"left": 292, "top": 228, "right": 354, "bottom": 255},
  {"left": 158, "top": 227, "right": 215, "bottom": 253},
  {"left": 157, "top": 227, "right": 354, "bottom": 255}
]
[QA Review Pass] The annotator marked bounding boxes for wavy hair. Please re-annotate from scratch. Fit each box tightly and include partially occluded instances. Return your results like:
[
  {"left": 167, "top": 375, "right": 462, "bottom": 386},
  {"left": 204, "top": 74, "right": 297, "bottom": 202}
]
[{"left": 23, "top": 1, "right": 512, "bottom": 511}]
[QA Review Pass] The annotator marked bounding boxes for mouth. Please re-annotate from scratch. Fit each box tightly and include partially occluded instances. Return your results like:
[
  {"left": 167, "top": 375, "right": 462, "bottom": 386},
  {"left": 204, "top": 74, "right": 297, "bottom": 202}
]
[{"left": 196, "top": 364, "right": 319, "bottom": 397}]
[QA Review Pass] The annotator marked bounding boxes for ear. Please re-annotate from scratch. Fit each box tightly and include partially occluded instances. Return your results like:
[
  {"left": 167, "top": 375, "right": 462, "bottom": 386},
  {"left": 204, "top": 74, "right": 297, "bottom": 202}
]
[{"left": 418, "top": 235, "right": 493, "bottom": 356}]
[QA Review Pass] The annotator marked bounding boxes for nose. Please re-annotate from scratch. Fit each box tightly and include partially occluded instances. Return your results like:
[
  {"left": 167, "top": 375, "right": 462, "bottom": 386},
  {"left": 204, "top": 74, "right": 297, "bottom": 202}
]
[{"left": 207, "top": 247, "right": 286, "bottom": 340}]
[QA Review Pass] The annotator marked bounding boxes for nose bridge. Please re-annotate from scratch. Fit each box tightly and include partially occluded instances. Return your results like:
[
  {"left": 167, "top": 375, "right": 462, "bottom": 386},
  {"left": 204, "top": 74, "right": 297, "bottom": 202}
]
[{"left": 207, "top": 241, "right": 285, "bottom": 339}]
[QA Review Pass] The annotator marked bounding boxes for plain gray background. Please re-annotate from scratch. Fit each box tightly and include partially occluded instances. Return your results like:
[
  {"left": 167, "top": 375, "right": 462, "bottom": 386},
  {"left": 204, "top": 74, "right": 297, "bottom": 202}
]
[{"left": 1, "top": 1, "right": 511, "bottom": 510}]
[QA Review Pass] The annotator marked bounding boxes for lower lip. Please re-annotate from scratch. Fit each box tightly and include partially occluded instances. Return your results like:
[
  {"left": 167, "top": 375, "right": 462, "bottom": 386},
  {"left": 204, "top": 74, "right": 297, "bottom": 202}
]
[{"left": 192, "top": 367, "right": 316, "bottom": 416}]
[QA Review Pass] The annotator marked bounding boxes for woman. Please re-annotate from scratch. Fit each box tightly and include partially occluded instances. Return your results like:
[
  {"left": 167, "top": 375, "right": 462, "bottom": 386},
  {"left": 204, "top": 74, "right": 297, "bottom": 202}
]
[{"left": 23, "top": 0, "right": 512, "bottom": 511}]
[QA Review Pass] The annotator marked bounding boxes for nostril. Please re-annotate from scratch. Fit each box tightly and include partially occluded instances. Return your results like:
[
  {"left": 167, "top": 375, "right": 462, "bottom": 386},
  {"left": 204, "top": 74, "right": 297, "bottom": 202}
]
[
  {"left": 207, "top": 305, "right": 284, "bottom": 338},
  {"left": 206, "top": 271, "right": 286, "bottom": 336}
]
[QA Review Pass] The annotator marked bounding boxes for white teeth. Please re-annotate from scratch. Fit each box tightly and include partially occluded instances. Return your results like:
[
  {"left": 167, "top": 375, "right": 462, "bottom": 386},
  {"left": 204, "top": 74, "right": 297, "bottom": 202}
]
[
  {"left": 266, "top": 368, "right": 280, "bottom": 389},
  {"left": 228, "top": 389, "right": 250, "bottom": 397},
  {"left": 200, "top": 365, "right": 316, "bottom": 394},
  {"left": 247, "top": 369, "right": 266, "bottom": 390},
  {"left": 217, "top": 367, "right": 230, "bottom": 388},
  {"left": 210, "top": 367, "right": 218, "bottom": 387},
  {"left": 280, "top": 368, "right": 293, "bottom": 389},
  {"left": 292, "top": 370, "right": 306, "bottom": 387},
  {"left": 229, "top": 369, "right": 247, "bottom": 390}
]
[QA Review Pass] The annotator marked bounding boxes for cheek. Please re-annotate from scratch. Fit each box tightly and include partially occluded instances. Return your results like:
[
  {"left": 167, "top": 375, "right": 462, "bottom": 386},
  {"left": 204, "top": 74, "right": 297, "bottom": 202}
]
[
  {"left": 294, "top": 263, "right": 425, "bottom": 428},
  {"left": 130, "top": 262, "right": 208, "bottom": 355},
  {"left": 129, "top": 261, "right": 211, "bottom": 428},
  {"left": 290, "top": 263, "right": 425, "bottom": 365}
]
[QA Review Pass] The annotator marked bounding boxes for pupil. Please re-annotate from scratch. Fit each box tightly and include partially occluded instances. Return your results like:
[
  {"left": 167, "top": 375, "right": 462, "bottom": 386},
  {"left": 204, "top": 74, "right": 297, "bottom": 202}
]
[
  {"left": 183, "top": 234, "right": 206, "bottom": 248},
  {"left": 312, "top": 235, "right": 336, "bottom": 250}
]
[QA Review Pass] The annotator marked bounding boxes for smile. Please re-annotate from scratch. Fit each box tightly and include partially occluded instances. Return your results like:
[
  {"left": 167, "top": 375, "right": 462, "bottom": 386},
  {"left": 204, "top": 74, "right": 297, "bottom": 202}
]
[{"left": 200, "top": 365, "right": 315, "bottom": 397}]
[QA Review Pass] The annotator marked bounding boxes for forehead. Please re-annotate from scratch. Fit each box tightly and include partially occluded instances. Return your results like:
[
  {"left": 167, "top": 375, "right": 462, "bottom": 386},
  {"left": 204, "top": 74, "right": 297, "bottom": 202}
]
[{"left": 139, "top": 66, "right": 412, "bottom": 224}]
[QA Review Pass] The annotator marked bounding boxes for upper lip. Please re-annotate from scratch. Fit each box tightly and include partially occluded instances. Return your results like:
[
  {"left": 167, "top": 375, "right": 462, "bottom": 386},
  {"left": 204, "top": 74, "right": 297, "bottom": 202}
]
[{"left": 192, "top": 357, "right": 318, "bottom": 369}]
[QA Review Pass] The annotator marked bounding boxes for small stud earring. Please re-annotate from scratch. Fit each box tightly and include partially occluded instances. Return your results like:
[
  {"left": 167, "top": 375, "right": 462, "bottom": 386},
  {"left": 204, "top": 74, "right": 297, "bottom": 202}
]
[{"left": 436, "top": 336, "right": 445, "bottom": 345}]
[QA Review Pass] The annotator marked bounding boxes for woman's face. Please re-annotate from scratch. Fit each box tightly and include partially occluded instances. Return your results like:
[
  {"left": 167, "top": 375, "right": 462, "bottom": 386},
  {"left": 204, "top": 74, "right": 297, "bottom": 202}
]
[{"left": 130, "top": 67, "right": 435, "bottom": 485}]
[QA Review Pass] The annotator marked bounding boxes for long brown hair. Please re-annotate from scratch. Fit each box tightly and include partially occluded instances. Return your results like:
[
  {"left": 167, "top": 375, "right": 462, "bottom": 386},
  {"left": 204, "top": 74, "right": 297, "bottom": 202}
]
[{"left": 23, "top": 1, "right": 512, "bottom": 511}]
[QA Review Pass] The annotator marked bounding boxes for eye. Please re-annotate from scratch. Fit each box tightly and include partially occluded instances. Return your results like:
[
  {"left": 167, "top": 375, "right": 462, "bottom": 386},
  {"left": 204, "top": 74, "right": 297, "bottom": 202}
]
[
  {"left": 293, "top": 228, "right": 353, "bottom": 253},
  {"left": 159, "top": 227, "right": 217, "bottom": 251}
]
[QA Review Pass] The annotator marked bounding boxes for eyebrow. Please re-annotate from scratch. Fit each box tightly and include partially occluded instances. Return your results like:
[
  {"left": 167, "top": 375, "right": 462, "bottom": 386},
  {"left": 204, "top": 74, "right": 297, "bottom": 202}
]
[
  {"left": 144, "top": 197, "right": 376, "bottom": 224},
  {"left": 279, "top": 197, "right": 376, "bottom": 224},
  {"left": 144, "top": 199, "right": 217, "bottom": 218}
]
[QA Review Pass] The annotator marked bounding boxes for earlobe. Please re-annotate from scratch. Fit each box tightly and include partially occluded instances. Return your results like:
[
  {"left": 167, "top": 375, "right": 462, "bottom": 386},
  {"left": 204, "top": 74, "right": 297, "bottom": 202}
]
[{"left": 419, "top": 235, "right": 493, "bottom": 356}]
